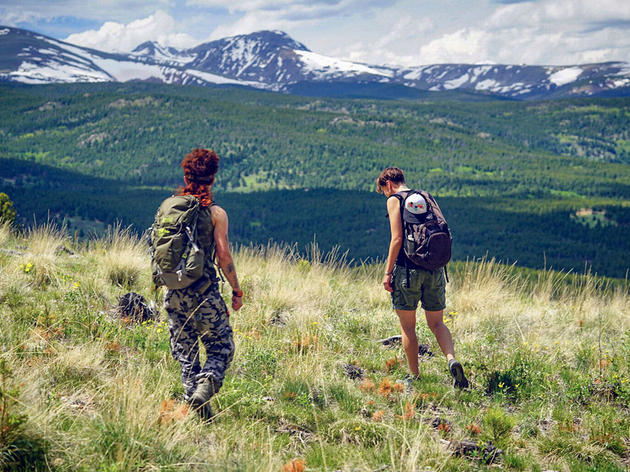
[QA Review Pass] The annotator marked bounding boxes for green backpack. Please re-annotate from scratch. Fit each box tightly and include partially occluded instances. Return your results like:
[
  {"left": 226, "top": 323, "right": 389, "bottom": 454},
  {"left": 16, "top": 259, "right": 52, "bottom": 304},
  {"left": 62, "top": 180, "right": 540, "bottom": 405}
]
[{"left": 150, "top": 195, "right": 206, "bottom": 289}]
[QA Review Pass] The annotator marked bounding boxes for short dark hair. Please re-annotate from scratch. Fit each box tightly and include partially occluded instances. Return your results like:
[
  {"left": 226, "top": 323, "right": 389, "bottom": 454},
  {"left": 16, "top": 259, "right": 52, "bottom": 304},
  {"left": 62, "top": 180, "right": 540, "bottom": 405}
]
[{"left": 376, "top": 167, "right": 405, "bottom": 193}]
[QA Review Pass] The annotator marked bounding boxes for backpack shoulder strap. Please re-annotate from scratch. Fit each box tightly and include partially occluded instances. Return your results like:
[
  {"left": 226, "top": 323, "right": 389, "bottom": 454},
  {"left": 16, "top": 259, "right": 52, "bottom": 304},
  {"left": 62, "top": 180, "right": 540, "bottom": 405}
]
[
  {"left": 389, "top": 191, "right": 409, "bottom": 207},
  {"left": 385, "top": 191, "right": 407, "bottom": 218}
]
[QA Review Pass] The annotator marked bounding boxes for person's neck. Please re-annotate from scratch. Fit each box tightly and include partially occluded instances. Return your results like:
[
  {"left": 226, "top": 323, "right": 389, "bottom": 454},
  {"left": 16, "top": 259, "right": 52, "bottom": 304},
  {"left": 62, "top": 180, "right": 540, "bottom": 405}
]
[{"left": 391, "top": 184, "right": 409, "bottom": 194}]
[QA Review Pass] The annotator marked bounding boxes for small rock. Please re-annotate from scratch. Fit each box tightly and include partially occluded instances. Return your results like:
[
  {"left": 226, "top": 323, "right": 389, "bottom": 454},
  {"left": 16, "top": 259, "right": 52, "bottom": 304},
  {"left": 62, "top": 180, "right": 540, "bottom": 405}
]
[
  {"left": 443, "top": 439, "right": 502, "bottom": 464},
  {"left": 428, "top": 416, "right": 453, "bottom": 430},
  {"left": 269, "top": 310, "right": 289, "bottom": 326},
  {"left": 343, "top": 363, "right": 365, "bottom": 380},
  {"left": 418, "top": 343, "right": 433, "bottom": 357},
  {"left": 377, "top": 335, "right": 402, "bottom": 346},
  {"left": 116, "top": 292, "right": 156, "bottom": 323},
  {"left": 378, "top": 336, "right": 433, "bottom": 357},
  {"left": 276, "top": 420, "right": 314, "bottom": 443}
]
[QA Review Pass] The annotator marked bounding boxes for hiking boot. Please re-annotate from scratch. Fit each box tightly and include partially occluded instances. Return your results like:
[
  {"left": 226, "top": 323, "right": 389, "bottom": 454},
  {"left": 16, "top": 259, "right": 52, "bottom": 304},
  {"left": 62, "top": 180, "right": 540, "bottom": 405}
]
[
  {"left": 189, "top": 376, "right": 219, "bottom": 409},
  {"left": 449, "top": 359, "right": 469, "bottom": 390},
  {"left": 197, "top": 402, "right": 213, "bottom": 421}
]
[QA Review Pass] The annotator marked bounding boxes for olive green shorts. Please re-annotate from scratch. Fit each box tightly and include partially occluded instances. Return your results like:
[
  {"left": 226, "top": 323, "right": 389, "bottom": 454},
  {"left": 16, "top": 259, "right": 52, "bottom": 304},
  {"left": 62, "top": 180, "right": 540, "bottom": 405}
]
[{"left": 391, "top": 265, "right": 446, "bottom": 312}]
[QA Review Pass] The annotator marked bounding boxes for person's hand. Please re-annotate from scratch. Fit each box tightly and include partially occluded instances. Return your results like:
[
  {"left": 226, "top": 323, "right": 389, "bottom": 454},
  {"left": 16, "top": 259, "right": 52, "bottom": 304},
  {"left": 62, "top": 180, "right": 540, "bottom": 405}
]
[
  {"left": 232, "top": 295, "right": 243, "bottom": 311},
  {"left": 382, "top": 273, "right": 393, "bottom": 292}
]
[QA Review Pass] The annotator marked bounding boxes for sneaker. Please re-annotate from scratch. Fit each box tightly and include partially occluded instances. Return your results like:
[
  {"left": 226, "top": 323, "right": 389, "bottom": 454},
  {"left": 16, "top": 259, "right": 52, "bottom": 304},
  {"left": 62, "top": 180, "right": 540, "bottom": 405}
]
[{"left": 448, "top": 359, "right": 469, "bottom": 390}]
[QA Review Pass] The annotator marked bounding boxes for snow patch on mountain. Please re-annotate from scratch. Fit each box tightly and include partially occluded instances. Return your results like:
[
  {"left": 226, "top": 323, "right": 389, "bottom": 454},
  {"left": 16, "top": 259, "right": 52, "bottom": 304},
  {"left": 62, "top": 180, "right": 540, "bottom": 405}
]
[
  {"left": 402, "top": 66, "right": 428, "bottom": 81},
  {"left": 295, "top": 50, "right": 391, "bottom": 78},
  {"left": 186, "top": 69, "right": 268, "bottom": 89},
  {"left": 91, "top": 58, "right": 166, "bottom": 82},
  {"left": 475, "top": 79, "right": 498, "bottom": 90},
  {"left": 10, "top": 61, "right": 110, "bottom": 84},
  {"left": 444, "top": 73, "right": 469, "bottom": 89},
  {"left": 471, "top": 66, "right": 492, "bottom": 77},
  {"left": 548, "top": 67, "right": 583, "bottom": 86},
  {"left": 131, "top": 42, "right": 196, "bottom": 66},
  {"left": 613, "top": 78, "right": 630, "bottom": 87}
]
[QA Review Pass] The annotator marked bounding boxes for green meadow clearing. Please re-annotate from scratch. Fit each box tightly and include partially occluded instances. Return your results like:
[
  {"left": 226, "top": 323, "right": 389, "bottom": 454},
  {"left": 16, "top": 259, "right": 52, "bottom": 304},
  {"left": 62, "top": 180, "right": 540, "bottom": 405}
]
[{"left": 1, "top": 223, "right": 628, "bottom": 471}]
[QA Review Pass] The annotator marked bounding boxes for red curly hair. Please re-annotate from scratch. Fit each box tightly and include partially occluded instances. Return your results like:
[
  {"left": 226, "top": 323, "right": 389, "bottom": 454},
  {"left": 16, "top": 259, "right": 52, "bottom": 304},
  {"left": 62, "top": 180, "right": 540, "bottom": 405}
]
[{"left": 178, "top": 148, "right": 220, "bottom": 207}]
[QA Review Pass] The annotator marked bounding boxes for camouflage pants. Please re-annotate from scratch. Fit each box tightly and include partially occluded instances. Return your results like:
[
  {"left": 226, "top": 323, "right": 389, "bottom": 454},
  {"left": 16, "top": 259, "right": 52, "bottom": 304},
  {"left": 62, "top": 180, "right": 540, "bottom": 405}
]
[{"left": 164, "top": 283, "right": 234, "bottom": 398}]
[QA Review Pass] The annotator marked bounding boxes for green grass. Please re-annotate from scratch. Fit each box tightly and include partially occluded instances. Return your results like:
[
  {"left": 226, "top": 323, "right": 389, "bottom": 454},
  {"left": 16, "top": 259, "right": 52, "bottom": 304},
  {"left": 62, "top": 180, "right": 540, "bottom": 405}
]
[{"left": 0, "top": 224, "right": 628, "bottom": 471}]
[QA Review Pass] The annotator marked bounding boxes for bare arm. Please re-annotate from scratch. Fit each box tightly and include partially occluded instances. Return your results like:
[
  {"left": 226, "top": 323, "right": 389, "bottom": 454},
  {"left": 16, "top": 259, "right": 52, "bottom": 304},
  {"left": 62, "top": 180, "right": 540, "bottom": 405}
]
[
  {"left": 383, "top": 196, "right": 403, "bottom": 292},
  {"left": 211, "top": 205, "right": 243, "bottom": 311}
]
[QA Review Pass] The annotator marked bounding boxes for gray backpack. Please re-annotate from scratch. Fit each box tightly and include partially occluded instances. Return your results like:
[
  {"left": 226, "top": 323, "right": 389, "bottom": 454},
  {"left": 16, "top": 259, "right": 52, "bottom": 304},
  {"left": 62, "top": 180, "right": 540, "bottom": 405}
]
[
  {"left": 392, "top": 190, "right": 452, "bottom": 271},
  {"left": 150, "top": 195, "right": 205, "bottom": 289}
]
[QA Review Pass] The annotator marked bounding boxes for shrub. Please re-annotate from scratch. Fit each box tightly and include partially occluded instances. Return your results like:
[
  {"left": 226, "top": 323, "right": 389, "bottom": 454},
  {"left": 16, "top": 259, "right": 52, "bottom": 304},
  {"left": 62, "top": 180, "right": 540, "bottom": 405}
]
[
  {"left": 0, "top": 193, "right": 16, "bottom": 226},
  {"left": 482, "top": 408, "right": 515, "bottom": 448}
]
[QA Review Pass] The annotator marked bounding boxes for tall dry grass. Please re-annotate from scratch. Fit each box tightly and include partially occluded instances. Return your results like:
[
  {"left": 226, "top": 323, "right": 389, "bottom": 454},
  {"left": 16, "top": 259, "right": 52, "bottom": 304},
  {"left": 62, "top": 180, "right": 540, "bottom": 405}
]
[
  {"left": 23, "top": 221, "right": 68, "bottom": 286},
  {"left": 90, "top": 224, "right": 150, "bottom": 294},
  {"left": 1, "top": 227, "right": 629, "bottom": 471}
]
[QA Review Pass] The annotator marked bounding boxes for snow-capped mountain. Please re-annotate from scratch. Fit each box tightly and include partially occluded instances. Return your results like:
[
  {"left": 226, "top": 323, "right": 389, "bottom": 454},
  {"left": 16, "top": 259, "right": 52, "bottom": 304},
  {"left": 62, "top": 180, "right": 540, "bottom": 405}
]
[{"left": 1, "top": 25, "right": 629, "bottom": 100}]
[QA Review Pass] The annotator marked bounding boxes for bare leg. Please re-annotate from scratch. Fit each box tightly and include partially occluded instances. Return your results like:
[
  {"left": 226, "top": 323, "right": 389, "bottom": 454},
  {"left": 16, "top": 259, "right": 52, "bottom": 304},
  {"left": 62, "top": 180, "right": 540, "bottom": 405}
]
[
  {"left": 424, "top": 310, "right": 455, "bottom": 361},
  {"left": 396, "top": 309, "right": 419, "bottom": 376}
]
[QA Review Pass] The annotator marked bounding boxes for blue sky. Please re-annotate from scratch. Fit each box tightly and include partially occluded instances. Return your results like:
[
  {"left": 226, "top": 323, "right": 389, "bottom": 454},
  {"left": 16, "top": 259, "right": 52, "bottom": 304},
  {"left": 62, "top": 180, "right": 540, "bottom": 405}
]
[{"left": 1, "top": 0, "right": 629, "bottom": 66}]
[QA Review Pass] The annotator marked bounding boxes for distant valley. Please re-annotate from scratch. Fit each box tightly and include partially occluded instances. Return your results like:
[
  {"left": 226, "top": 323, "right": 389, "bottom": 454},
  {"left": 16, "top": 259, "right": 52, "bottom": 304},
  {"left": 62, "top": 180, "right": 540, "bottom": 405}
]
[{"left": 1, "top": 82, "right": 629, "bottom": 277}]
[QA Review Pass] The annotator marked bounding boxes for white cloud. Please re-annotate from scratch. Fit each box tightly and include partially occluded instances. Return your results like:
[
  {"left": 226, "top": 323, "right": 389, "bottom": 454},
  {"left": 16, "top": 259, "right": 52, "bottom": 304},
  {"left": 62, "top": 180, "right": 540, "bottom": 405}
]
[
  {"left": 418, "top": 28, "right": 490, "bottom": 64},
  {"left": 0, "top": 1, "right": 175, "bottom": 25},
  {"left": 188, "top": 0, "right": 394, "bottom": 17},
  {"left": 413, "top": 0, "right": 630, "bottom": 65},
  {"left": 4, "top": 0, "right": 630, "bottom": 66},
  {"left": 329, "top": 17, "right": 433, "bottom": 66},
  {"left": 207, "top": 10, "right": 288, "bottom": 40},
  {"left": 196, "top": 0, "right": 397, "bottom": 40},
  {"left": 63, "top": 10, "right": 197, "bottom": 52}
]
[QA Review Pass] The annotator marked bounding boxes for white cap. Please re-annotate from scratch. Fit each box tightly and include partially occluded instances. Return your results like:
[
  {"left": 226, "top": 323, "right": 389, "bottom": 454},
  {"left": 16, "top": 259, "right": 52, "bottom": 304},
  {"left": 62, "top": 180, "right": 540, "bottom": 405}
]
[{"left": 405, "top": 193, "right": 427, "bottom": 215}]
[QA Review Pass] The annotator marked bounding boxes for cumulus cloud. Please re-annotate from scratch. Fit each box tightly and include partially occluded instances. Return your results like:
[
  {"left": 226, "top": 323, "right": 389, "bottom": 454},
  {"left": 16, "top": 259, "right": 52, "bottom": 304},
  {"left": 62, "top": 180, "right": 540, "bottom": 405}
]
[
  {"left": 5, "top": 0, "right": 630, "bottom": 66},
  {"left": 0, "top": 9, "right": 41, "bottom": 26},
  {"left": 333, "top": 16, "right": 433, "bottom": 66},
  {"left": 188, "top": 0, "right": 394, "bottom": 18},
  {"left": 0, "top": 0, "right": 174, "bottom": 25},
  {"left": 415, "top": 0, "right": 630, "bottom": 65},
  {"left": 193, "top": 0, "right": 395, "bottom": 40},
  {"left": 63, "top": 10, "right": 197, "bottom": 52}
]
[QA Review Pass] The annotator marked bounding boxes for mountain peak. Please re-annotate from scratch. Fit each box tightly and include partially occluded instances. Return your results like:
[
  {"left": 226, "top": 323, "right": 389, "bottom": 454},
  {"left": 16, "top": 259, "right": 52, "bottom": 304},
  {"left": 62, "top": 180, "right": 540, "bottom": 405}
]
[
  {"left": 132, "top": 41, "right": 160, "bottom": 52},
  {"left": 192, "top": 30, "right": 310, "bottom": 54},
  {"left": 2, "top": 24, "right": 630, "bottom": 99}
]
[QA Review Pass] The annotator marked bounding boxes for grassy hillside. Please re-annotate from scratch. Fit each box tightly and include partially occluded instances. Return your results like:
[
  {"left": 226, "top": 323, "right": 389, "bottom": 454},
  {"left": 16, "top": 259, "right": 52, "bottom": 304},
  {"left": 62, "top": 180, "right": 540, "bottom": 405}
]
[
  {"left": 2, "top": 83, "right": 630, "bottom": 278},
  {"left": 1, "top": 224, "right": 629, "bottom": 471},
  {"left": 2, "top": 156, "right": 629, "bottom": 277}
]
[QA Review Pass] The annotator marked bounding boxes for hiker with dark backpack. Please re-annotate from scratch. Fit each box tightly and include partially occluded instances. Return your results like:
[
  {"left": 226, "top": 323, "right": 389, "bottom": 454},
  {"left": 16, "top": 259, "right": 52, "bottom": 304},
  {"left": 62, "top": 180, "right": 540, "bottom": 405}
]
[
  {"left": 151, "top": 148, "right": 243, "bottom": 418},
  {"left": 376, "top": 167, "right": 469, "bottom": 389}
]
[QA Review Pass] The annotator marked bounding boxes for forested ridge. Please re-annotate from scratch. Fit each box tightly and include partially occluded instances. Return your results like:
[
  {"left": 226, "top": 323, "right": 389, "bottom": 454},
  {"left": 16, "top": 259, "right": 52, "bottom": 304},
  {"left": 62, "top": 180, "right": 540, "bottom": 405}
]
[{"left": 1, "top": 82, "right": 629, "bottom": 277}]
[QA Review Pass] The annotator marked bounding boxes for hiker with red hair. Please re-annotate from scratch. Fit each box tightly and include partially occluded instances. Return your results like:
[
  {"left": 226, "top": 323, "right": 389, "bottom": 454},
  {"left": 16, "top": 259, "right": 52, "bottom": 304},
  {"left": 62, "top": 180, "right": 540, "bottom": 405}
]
[{"left": 151, "top": 148, "right": 243, "bottom": 419}]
